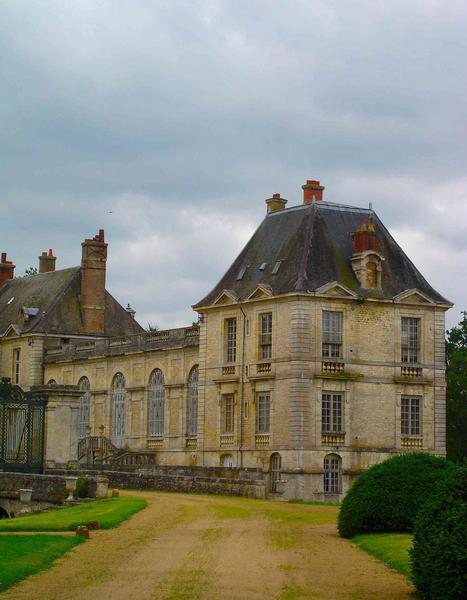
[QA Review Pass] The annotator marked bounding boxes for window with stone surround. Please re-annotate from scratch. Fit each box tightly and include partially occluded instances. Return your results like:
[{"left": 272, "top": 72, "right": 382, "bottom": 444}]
[
  {"left": 221, "top": 394, "right": 234, "bottom": 434},
  {"left": 401, "top": 396, "right": 421, "bottom": 436},
  {"left": 259, "top": 312, "right": 272, "bottom": 360},
  {"left": 111, "top": 372, "right": 126, "bottom": 444},
  {"left": 148, "top": 369, "right": 165, "bottom": 437},
  {"left": 225, "top": 318, "right": 237, "bottom": 363},
  {"left": 322, "top": 311, "right": 342, "bottom": 358},
  {"left": 256, "top": 393, "right": 270, "bottom": 434},
  {"left": 401, "top": 317, "right": 420, "bottom": 364},
  {"left": 323, "top": 454, "right": 341, "bottom": 493},
  {"left": 77, "top": 376, "right": 91, "bottom": 439},
  {"left": 187, "top": 365, "right": 199, "bottom": 436},
  {"left": 322, "top": 393, "right": 343, "bottom": 433},
  {"left": 13, "top": 348, "right": 20, "bottom": 385}
]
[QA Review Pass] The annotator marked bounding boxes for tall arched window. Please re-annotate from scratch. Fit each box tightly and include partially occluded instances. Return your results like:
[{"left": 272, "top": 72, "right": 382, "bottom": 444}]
[
  {"left": 77, "top": 376, "right": 91, "bottom": 439},
  {"left": 323, "top": 453, "right": 341, "bottom": 493},
  {"left": 187, "top": 365, "right": 199, "bottom": 436},
  {"left": 111, "top": 373, "right": 126, "bottom": 445},
  {"left": 148, "top": 369, "right": 165, "bottom": 437},
  {"left": 270, "top": 453, "right": 282, "bottom": 492}
]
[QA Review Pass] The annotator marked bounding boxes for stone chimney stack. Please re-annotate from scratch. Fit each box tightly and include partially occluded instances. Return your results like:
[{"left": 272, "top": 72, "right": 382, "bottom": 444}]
[
  {"left": 39, "top": 249, "right": 56, "bottom": 273},
  {"left": 81, "top": 229, "right": 107, "bottom": 335},
  {"left": 302, "top": 179, "right": 325, "bottom": 203},
  {"left": 0, "top": 253, "right": 15, "bottom": 286},
  {"left": 265, "top": 193, "right": 287, "bottom": 214},
  {"left": 351, "top": 218, "right": 378, "bottom": 253}
]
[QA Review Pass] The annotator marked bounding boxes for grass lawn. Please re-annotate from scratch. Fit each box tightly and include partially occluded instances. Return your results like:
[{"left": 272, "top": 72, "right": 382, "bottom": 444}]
[
  {"left": 0, "top": 535, "right": 84, "bottom": 592},
  {"left": 0, "top": 497, "right": 147, "bottom": 532},
  {"left": 352, "top": 533, "right": 413, "bottom": 579}
]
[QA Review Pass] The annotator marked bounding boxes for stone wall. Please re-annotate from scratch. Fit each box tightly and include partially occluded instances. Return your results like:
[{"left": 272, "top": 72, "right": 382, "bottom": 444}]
[
  {"left": 0, "top": 471, "right": 97, "bottom": 504},
  {"left": 49, "top": 466, "right": 267, "bottom": 499}
]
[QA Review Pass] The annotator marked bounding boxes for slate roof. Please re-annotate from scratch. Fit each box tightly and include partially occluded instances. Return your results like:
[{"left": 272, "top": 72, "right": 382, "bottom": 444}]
[
  {"left": 194, "top": 201, "right": 450, "bottom": 308},
  {"left": 0, "top": 267, "right": 144, "bottom": 337}
]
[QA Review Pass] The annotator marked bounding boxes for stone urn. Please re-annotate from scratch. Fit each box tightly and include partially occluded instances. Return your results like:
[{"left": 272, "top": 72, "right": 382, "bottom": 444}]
[
  {"left": 65, "top": 476, "right": 78, "bottom": 502},
  {"left": 19, "top": 488, "right": 33, "bottom": 513}
]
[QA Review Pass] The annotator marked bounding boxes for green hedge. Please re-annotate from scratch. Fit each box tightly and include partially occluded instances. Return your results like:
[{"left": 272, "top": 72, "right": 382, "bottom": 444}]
[
  {"left": 338, "top": 453, "right": 453, "bottom": 538},
  {"left": 410, "top": 464, "right": 467, "bottom": 599},
  {"left": 75, "top": 476, "right": 90, "bottom": 498}
]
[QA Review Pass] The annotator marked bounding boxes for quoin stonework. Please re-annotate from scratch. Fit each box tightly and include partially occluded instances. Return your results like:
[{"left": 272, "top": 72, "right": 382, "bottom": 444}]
[{"left": 0, "top": 179, "right": 452, "bottom": 500}]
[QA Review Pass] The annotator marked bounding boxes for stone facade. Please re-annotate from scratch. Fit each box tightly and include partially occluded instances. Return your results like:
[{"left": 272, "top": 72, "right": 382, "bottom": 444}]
[{"left": 0, "top": 180, "right": 452, "bottom": 500}]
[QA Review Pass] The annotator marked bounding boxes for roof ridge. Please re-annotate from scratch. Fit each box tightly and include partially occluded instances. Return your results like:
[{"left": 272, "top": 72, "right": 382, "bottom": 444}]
[{"left": 294, "top": 203, "right": 316, "bottom": 291}]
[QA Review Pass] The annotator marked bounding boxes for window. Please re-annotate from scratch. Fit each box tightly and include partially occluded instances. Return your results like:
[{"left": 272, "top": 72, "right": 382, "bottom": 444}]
[
  {"left": 366, "top": 261, "right": 377, "bottom": 287},
  {"left": 221, "top": 394, "right": 234, "bottom": 434},
  {"left": 13, "top": 349, "right": 20, "bottom": 385},
  {"left": 77, "top": 377, "right": 91, "bottom": 439},
  {"left": 401, "top": 317, "right": 420, "bottom": 363},
  {"left": 256, "top": 393, "right": 270, "bottom": 433},
  {"left": 148, "top": 369, "right": 165, "bottom": 437},
  {"left": 111, "top": 373, "right": 126, "bottom": 444},
  {"left": 401, "top": 397, "right": 421, "bottom": 436},
  {"left": 323, "top": 454, "right": 341, "bottom": 493},
  {"left": 322, "top": 311, "right": 342, "bottom": 358},
  {"left": 225, "top": 318, "right": 237, "bottom": 363},
  {"left": 187, "top": 365, "right": 199, "bottom": 436},
  {"left": 322, "top": 393, "right": 343, "bottom": 433},
  {"left": 270, "top": 453, "right": 282, "bottom": 492},
  {"left": 259, "top": 313, "right": 272, "bottom": 359}
]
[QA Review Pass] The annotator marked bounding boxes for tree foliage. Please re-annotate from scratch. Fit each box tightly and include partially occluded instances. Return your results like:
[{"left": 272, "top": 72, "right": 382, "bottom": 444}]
[{"left": 446, "top": 311, "right": 467, "bottom": 462}]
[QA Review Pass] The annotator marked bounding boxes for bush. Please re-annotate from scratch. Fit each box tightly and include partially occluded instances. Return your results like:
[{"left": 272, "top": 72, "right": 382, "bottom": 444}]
[
  {"left": 338, "top": 453, "right": 453, "bottom": 538},
  {"left": 410, "top": 464, "right": 467, "bottom": 600},
  {"left": 75, "top": 476, "right": 90, "bottom": 499}
]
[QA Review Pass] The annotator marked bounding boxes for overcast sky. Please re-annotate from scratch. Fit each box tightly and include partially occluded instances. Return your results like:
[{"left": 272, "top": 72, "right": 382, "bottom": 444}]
[{"left": 1, "top": 0, "right": 466, "bottom": 330}]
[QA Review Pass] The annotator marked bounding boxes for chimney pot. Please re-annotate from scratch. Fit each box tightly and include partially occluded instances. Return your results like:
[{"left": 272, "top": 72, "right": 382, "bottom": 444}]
[
  {"left": 302, "top": 179, "right": 325, "bottom": 203},
  {"left": 265, "top": 193, "right": 287, "bottom": 214}
]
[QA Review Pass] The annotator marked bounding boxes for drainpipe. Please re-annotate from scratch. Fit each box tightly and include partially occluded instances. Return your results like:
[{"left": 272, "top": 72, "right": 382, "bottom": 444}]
[{"left": 237, "top": 300, "right": 247, "bottom": 468}]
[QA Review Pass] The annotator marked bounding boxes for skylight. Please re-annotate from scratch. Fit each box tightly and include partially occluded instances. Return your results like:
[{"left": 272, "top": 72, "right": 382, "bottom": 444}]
[
  {"left": 7, "top": 297, "right": 14, "bottom": 305},
  {"left": 236, "top": 266, "right": 247, "bottom": 281},
  {"left": 272, "top": 261, "right": 282, "bottom": 274},
  {"left": 259, "top": 262, "right": 267, "bottom": 271}
]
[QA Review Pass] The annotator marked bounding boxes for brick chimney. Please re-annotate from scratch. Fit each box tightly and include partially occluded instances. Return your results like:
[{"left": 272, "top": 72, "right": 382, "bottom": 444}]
[
  {"left": 265, "top": 193, "right": 287, "bottom": 214},
  {"left": 38, "top": 249, "right": 56, "bottom": 273},
  {"left": 0, "top": 253, "right": 15, "bottom": 286},
  {"left": 302, "top": 179, "right": 325, "bottom": 203},
  {"left": 81, "top": 229, "right": 107, "bottom": 335},
  {"left": 351, "top": 218, "right": 378, "bottom": 253}
]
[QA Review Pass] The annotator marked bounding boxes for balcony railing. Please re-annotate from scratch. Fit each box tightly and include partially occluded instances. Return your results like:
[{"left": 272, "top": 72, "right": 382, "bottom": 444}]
[
  {"left": 322, "top": 361, "right": 344, "bottom": 375},
  {"left": 220, "top": 433, "right": 235, "bottom": 447},
  {"left": 222, "top": 365, "right": 236, "bottom": 376},
  {"left": 186, "top": 436, "right": 197, "bottom": 449},
  {"left": 255, "top": 433, "right": 270, "bottom": 447},
  {"left": 401, "top": 436, "right": 423, "bottom": 449},
  {"left": 147, "top": 437, "right": 164, "bottom": 449},
  {"left": 321, "top": 432, "right": 345, "bottom": 446},
  {"left": 256, "top": 362, "right": 271, "bottom": 374},
  {"left": 401, "top": 366, "right": 423, "bottom": 378}
]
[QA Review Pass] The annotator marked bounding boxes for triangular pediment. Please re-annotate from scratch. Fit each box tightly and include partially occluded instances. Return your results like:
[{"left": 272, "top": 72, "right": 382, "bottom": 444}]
[
  {"left": 247, "top": 284, "right": 273, "bottom": 300},
  {"left": 315, "top": 281, "right": 358, "bottom": 299},
  {"left": 1, "top": 324, "right": 22, "bottom": 338},
  {"left": 393, "top": 289, "right": 435, "bottom": 305},
  {"left": 213, "top": 289, "right": 239, "bottom": 306}
]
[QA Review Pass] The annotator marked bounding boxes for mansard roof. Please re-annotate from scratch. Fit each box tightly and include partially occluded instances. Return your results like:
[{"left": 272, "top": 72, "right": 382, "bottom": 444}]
[
  {"left": 0, "top": 267, "right": 144, "bottom": 337},
  {"left": 194, "top": 201, "right": 450, "bottom": 308}
]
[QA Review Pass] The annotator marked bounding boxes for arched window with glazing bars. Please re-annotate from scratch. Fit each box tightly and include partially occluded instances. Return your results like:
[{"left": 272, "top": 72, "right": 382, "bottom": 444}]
[
  {"left": 323, "top": 453, "right": 341, "bottom": 493},
  {"left": 77, "top": 377, "right": 91, "bottom": 439},
  {"left": 111, "top": 373, "right": 126, "bottom": 445},
  {"left": 187, "top": 365, "right": 199, "bottom": 436},
  {"left": 148, "top": 369, "right": 165, "bottom": 437}
]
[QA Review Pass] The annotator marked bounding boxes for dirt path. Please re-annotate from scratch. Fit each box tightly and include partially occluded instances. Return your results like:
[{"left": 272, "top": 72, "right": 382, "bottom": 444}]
[{"left": 3, "top": 491, "right": 415, "bottom": 600}]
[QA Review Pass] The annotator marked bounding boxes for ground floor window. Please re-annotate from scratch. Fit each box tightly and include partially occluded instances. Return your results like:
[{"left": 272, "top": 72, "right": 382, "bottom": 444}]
[
  {"left": 270, "top": 452, "right": 281, "bottom": 492},
  {"left": 323, "top": 454, "right": 341, "bottom": 493},
  {"left": 401, "top": 396, "right": 421, "bottom": 436}
]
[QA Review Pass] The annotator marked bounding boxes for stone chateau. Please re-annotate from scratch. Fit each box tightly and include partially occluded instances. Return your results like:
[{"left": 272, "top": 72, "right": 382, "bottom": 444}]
[{"left": 0, "top": 180, "right": 452, "bottom": 500}]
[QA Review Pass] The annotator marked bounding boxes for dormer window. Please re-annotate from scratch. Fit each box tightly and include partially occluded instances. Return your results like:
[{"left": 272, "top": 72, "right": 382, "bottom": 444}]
[{"left": 350, "top": 218, "right": 384, "bottom": 289}]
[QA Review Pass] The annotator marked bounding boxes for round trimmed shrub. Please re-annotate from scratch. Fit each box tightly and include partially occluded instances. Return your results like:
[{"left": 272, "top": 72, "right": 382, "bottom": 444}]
[
  {"left": 410, "top": 464, "right": 467, "bottom": 600},
  {"left": 338, "top": 453, "right": 453, "bottom": 538},
  {"left": 75, "top": 476, "right": 90, "bottom": 499}
]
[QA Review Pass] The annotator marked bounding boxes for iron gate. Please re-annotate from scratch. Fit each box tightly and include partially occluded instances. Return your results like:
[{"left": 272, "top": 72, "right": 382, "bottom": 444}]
[{"left": 0, "top": 380, "right": 46, "bottom": 473}]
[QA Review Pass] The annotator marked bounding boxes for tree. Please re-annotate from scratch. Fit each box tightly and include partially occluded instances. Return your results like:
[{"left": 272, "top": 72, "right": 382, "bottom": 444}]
[
  {"left": 446, "top": 311, "right": 467, "bottom": 462},
  {"left": 23, "top": 266, "right": 38, "bottom": 277},
  {"left": 146, "top": 322, "right": 159, "bottom": 332}
]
